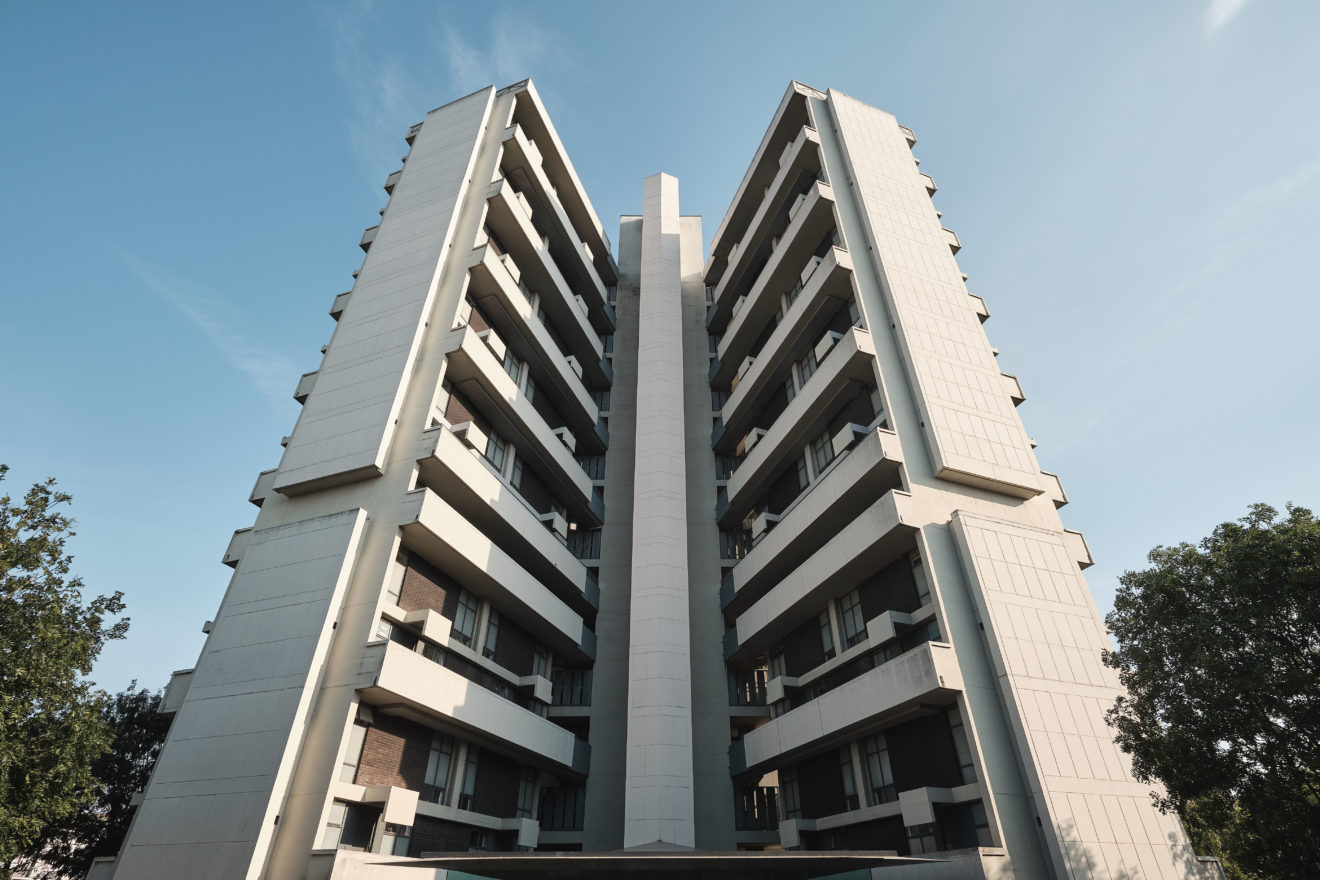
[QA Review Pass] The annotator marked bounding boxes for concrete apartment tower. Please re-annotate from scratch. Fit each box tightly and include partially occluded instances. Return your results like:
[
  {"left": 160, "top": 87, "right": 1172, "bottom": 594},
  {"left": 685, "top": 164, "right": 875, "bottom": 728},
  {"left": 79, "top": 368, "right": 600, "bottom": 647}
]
[{"left": 102, "top": 81, "right": 1222, "bottom": 880}]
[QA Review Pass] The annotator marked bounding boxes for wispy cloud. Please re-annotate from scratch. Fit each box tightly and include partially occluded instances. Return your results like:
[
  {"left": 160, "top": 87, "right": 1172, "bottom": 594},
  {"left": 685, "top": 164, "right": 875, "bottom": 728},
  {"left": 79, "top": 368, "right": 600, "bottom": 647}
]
[
  {"left": 437, "top": 14, "right": 563, "bottom": 96},
  {"left": 1206, "top": 0, "right": 1251, "bottom": 34},
  {"left": 327, "top": 0, "right": 426, "bottom": 182},
  {"left": 1220, "top": 155, "right": 1320, "bottom": 222},
  {"left": 119, "top": 254, "right": 298, "bottom": 404},
  {"left": 324, "top": 2, "right": 567, "bottom": 184}
]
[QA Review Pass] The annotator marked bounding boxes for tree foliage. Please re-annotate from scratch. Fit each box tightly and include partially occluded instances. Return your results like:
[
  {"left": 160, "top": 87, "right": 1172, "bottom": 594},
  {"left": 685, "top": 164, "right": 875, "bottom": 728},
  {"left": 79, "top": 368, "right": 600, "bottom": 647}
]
[
  {"left": 1104, "top": 503, "right": 1320, "bottom": 879},
  {"left": 16, "top": 684, "right": 170, "bottom": 879},
  {"left": 0, "top": 466, "right": 128, "bottom": 877}
]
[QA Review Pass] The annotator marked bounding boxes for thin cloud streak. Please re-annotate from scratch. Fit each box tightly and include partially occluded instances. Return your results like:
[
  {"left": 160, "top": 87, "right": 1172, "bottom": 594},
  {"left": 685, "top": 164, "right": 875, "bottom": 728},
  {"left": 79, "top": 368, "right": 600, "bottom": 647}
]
[
  {"left": 120, "top": 253, "right": 298, "bottom": 404},
  {"left": 1206, "top": 0, "right": 1250, "bottom": 33}
]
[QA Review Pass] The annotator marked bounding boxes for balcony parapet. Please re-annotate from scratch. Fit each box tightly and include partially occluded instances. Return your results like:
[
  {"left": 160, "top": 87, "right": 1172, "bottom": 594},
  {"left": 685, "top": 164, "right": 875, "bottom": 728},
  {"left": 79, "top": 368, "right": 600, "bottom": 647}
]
[
  {"left": 504, "top": 83, "right": 618, "bottom": 286},
  {"left": 726, "top": 490, "right": 917, "bottom": 663},
  {"left": 737, "top": 641, "right": 962, "bottom": 775},
  {"left": 360, "top": 640, "right": 587, "bottom": 776},
  {"left": 707, "top": 180, "right": 837, "bottom": 335},
  {"left": 465, "top": 246, "right": 604, "bottom": 440},
  {"left": 157, "top": 668, "right": 194, "bottom": 715},
  {"left": 221, "top": 527, "right": 253, "bottom": 569},
  {"left": 720, "top": 427, "right": 904, "bottom": 616},
  {"left": 500, "top": 125, "right": 611, "bottom": 331},
  {"left": 708, "top": 126, "right": 823, "bottom": 313},
  {"left": 1040, "top": 471, "right": 1068, "bottom": 508},
  {"left": 417, "top": 425, "right": 598, "bottom": 614},
  {"left": 399, "top": 487, "right": 595, "bottom": 662},
  {"left": 329, "top": 290, "right": 351, "bottom": 322},
  {"left": 717, "top": 249, "right": 856, "bottom": 438},
  {"left": 720, "top": 327, "right": 878, "bottom": 500},
  {"left": 442, "top": 324, "right": 596, "bottom": 520}
]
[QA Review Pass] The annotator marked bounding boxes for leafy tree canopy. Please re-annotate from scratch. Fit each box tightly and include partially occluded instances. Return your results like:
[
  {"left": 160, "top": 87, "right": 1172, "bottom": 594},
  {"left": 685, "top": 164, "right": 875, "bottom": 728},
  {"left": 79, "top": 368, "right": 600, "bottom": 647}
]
[
  {"left": 0, "top": 466, "right": 128, "bottom": 877},
  {"left": 1104, "top": 503, "right": 1320, "bottom": 880},
  {"left": 17, "top": 684, "right": 170, "bottom": 879}
]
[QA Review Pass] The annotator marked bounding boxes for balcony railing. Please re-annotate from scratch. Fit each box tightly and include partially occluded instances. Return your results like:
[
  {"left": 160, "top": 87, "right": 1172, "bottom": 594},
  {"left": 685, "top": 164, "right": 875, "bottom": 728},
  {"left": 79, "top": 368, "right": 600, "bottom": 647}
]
[
  {"left": 734, "top": 786, "right": 779, "bottom": 831},
  {"left": 551, "top": 668, "right": 592, "bottom": 706},
  {"left": 539, "top": 785, "right": 586, "bottom": 831},
  {"left": 728, "top": 668, "right": 768, "bottom": 706},
  {"left": 777, "top": 622, "right": 941, "bottom": 714}
]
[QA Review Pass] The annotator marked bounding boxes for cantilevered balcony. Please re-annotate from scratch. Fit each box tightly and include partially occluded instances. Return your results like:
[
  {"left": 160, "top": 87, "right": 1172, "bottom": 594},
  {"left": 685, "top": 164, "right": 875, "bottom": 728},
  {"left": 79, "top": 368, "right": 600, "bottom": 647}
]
[
  {"left": 500, "top": 125, "right": 612, "bottom": 333},
  {"left": 719, "top": 327, "right": 878, "bottom": 504},
  {"left": 705, "top": 85, "right": 818, "bottom": 287},
  {"left": 470, "top": 242, "right": 607, "bottom": 390},
  {"left": 716, "top": 255, "right": 857, "bottom": 445},
  {"left": 708, "top": 180, "right": 838, "bottom": 335},
  {"left": 508, "top": 84, "right": 618, "bottom": 287},
  {"left": 720, "top": 427, "right": 904, "bottom": 617},
  {"left": 443, "top": 324, "right": 598, "bottom": 523},
  {"left": 399, "top": 487, "right": 595, "bottom": 662},
  {"left": 416, "top": 425, "right": 598, "bottom": 617},
  {"left": 713, "top": 246, "right": 853, "bottom": 393},
  {"left": 708, "top": 126, "right": 823, "bottom": 310},
  {"left": 484, "top": 177, "right": 613, "bottom": 342},
  {"left": 726, "top": 490, "right": 917, "bottom": 663},
  {"left": 360, "top": 640, "right": 590, "bottom": 777},
  {"left": 465, "top": 247, "right": 605, "bottom": 447},
  {"left": 736, "top": 642, "right": 962, "bottom": 774}
]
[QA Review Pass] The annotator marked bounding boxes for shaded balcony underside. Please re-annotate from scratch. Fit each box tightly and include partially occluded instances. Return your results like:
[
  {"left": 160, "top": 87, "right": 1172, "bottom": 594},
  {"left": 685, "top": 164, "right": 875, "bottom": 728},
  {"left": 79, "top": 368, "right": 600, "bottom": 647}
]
[{"left": 417, "top": 425, "right": 598, "bottom": 618}]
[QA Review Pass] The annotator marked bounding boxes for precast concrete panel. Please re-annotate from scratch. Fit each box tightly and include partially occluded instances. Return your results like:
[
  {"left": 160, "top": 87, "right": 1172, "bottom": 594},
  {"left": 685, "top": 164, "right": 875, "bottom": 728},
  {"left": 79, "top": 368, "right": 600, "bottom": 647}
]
[
  {"left": 951, "top": 512, "right": 1204, "bottom": 879},
  {"left": 826, "top": 91, "right": 1042, "bottom": 499},
  {"left": 274, "top": 88, "right": 494, "bottom": 494},
  {"left": 622, "top": 174, "right": 696, "bottom": 849},
  {"left": 114, "top": 509, "right": 368, "bottom": 880}
]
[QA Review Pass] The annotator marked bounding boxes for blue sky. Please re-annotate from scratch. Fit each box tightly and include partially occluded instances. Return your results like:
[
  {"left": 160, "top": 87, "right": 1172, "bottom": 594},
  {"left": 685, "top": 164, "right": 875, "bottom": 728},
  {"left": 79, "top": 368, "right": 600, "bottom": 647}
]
[{"left": 2, "top": 0, "right": 1317, "bottom": 694}]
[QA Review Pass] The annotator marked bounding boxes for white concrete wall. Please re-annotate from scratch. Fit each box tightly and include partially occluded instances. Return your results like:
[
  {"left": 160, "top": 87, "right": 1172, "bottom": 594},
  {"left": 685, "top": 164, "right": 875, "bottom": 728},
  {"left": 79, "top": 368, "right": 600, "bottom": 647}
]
[
  {"left": 275, "top": 88, "right": 493, "bottom": 494},
  {"left": 826, "top": 90, "right": 1041, "bottom": 499},
  {"left": 951, "top": 513, "right": 1202, "bottom": 879},
  {"left": 114, "top": 509, "right": 367, "bottom": 880},
  {"left": 623, "top": 173, "right": 696, "bottom": 849}
]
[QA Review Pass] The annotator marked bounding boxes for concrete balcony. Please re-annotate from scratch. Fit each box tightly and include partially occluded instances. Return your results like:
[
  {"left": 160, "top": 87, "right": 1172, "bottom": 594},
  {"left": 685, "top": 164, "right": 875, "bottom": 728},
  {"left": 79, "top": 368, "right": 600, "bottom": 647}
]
[
  {"left": 715, "top": 248, "right": 855, "bottom": 437},
  {"left": 706, "top": 88, "right": 819, "bottom": 285},
  {"left": 383, "top": 168, "right": 402, "bottom": 194},
  {"left": 720, "top": 427, "right": 904, "bottom": 617},
  {"left": 157, "top": 668, "right": 194, "bottom": 715},
  {"left": 329, "top": 290, "right": 351, "bottom": 321},
  {"left": 359, "top": 225, "right": 378, "bottom": 253},
  {"left": 708, "top": 180, "right": 838, "bottom": 335},
  {"left": 1000, "top": 372, "right": 1024, "bottom": 406},
  {"left": 721, "top": 327, "right": 878, "bottom": 499},
  {"left": 221, "top": 527, "right": 252, "bottom": 569},
  {"left": 919, "top": 172, "right": 937, "bottom": 195},
  {"left": 942, "top": 227, "right": 961, "bottom": 254},
  {"left": 485, "top": 177, "right": 614, "bottom": 343},
  {"left": 726, "top": 490, "right": 917, "bottom": 663},
  {"left": 968, "top": 292, "right": 988, "bottom": 323},
  {"left": 737, "top": 641, "right": 962, "bottom": 774},
  {"left": 1064, "top": 528, "right": 1094, "bottom": 569},
  {"left": 465, "top": 254, "right": 604, "bottom": 454},
  {"left": 709, "top": 126, "right": 823, "bottom": 313},
  {"left": 248, "top": 468, "right": 276, "bottom": 508},
  {"left": 471, "top": 241, "right": 606, "bottom": 390},
  {"left": 416, "top": 425, "right": 598, "bottom": 615},
  {"left": 1040, "top": 470, "right": 1068, "bottom": 508},
  {"left": 506, "top": 85, "right": 618, "bottom": 287},
  {"left": 399, "top": 487, "right": 595, "bottom": 662},
  {"left": 293, "top": 370, "right": 317, "bottom": 405},
  {"left": 501, "top": 125, "right": 611, "bottom": 333},
  {"left": 360, "top": 640, "right": 589, "bottom": 777},
  {"left": 442, "top": 324, "right": 596, "bottom": 522}
]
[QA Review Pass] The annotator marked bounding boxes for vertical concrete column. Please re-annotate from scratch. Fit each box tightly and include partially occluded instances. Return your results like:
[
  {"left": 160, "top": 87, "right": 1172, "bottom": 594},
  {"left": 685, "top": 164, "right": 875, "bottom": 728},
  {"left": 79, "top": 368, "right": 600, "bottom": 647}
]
[{"left": 623, "top": 173, "right": 696, "bottom": 849}]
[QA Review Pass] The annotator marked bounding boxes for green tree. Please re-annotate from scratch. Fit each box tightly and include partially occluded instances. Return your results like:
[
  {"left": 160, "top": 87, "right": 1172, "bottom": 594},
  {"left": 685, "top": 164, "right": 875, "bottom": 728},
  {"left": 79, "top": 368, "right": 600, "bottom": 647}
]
[
  {"left": 1104, "top": 503, "right": 1320, "bottom": 880},
  {"left": 0, "top": 466, "right": 128, "bottom": 879},
  {"left": 16, "top": 684, "right": 170, "bottom": 879}
]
